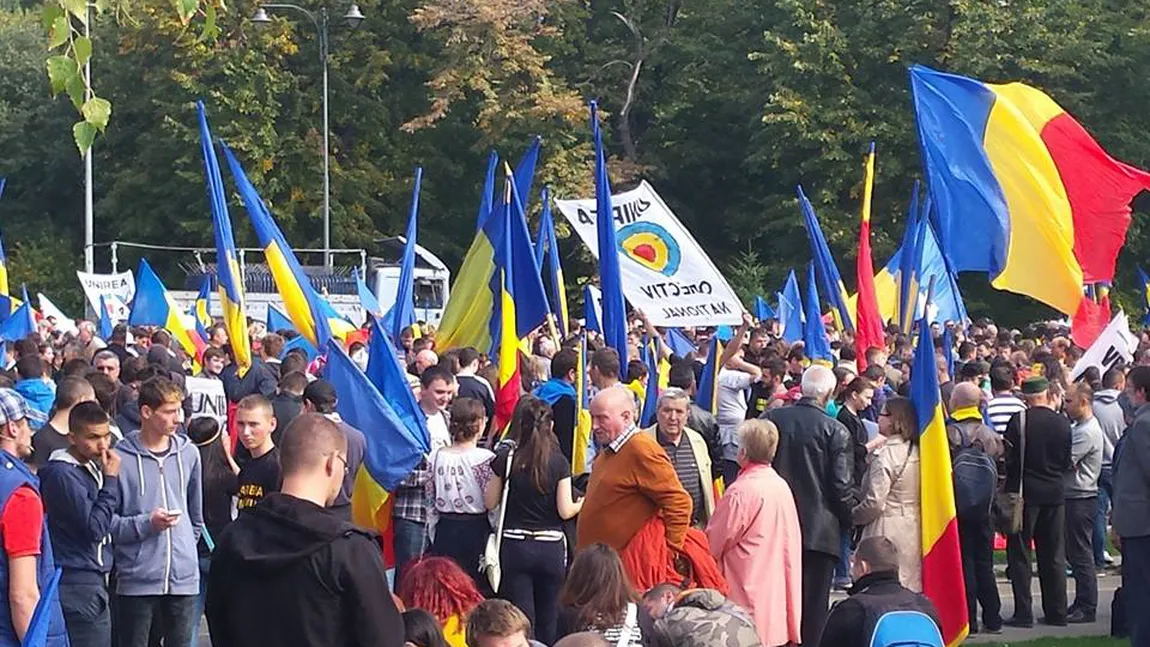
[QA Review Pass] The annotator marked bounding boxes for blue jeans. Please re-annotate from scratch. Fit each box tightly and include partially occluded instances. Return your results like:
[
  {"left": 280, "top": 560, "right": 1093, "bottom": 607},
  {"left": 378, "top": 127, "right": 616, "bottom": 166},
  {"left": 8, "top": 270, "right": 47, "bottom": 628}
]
[
  {"left": 58, "top": 580, "right": 111, "bottom": 647},
  {"left": 833, "top": 532, "right": 851, "bottom": 581},
  {"left": 1093, "top": 467, "right": 1113, "bottom": 566},
  {"left": 392, "top": 517, "right": 427, "bottom": 589},
  {"left": 190, "top": 557, "right": 211, "bottom": 647}
]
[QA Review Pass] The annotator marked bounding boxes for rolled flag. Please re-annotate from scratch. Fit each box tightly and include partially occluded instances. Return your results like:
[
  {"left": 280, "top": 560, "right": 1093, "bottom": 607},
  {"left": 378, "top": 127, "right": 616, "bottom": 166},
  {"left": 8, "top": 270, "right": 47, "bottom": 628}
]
[{"left": 98, "top": 295, "right": 113, "bottom": 341}]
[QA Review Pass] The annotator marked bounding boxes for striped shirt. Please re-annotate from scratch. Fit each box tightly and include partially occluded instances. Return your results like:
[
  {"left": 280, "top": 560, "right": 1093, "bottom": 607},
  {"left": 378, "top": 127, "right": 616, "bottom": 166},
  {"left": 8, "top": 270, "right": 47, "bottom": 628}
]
[
  {"left": 987, "top": 393, "right": 1026, "bottom": 434},
  {"left": 656, "top": 429, "right": 704, "bottom": 525}
]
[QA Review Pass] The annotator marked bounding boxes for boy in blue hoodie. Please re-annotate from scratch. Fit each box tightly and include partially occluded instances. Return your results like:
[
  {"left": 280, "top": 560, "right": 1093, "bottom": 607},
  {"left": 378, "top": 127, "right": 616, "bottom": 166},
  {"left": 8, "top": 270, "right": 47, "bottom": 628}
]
[
  {"left": 39, "top": 401, "right": 120, "bottom": 647},
  {"left": 109, "top": 376, "right": 203, "bottom": 647},
  {"left": 13, "top": 356, "right": 55, "bottom": 424}
]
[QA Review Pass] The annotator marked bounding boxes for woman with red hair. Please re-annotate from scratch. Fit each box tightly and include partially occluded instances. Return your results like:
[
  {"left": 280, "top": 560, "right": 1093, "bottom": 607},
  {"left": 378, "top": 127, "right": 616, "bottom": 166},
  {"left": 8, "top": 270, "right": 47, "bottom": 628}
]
[{"left": 398, "top": 556, "right": 485, "bottom": 647}]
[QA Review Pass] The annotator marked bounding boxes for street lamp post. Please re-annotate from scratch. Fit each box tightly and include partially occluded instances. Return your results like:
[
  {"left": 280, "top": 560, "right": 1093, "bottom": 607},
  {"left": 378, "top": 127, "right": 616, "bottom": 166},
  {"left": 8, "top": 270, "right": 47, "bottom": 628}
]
[{"left": 252, "top": 3, "right": 364, "bottom": 270}]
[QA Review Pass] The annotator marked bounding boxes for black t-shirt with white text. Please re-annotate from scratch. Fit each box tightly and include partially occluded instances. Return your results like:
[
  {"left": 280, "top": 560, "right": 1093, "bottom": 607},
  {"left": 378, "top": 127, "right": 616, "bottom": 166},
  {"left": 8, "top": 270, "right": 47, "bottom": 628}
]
[{"left": 237, "top": 447, "right": 282, "bottom": 512}]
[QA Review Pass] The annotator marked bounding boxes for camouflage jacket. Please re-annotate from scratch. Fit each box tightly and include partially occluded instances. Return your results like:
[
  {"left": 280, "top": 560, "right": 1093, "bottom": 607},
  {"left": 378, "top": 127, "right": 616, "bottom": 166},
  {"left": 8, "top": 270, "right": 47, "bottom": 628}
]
[{"left": 645, "top": 589, "right": 763, "bottom": 647}]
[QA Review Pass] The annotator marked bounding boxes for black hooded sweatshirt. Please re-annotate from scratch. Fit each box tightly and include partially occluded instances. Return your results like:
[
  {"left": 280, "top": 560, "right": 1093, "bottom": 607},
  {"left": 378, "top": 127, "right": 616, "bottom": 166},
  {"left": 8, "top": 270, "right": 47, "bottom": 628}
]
[{"left": 205, "top": 492, "right": 403, "bottom": 647}]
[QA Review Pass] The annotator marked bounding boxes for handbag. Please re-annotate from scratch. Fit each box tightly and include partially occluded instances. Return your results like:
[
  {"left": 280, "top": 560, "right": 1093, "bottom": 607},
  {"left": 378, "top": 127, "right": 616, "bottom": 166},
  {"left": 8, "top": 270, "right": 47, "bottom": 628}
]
[
  {"left": 995, "top": 408, "right": 1026, "bottom": 534},
  {"left": 481, "top": 445, "right": 514, "bottom": 592}
]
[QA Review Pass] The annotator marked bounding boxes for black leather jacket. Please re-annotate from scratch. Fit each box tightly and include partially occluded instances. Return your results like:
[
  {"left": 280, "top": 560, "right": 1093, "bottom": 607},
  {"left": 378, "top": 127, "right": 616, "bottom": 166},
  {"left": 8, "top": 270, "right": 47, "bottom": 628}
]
[{"left": 763, "top": 398, "right": 858, "bottom": 556}]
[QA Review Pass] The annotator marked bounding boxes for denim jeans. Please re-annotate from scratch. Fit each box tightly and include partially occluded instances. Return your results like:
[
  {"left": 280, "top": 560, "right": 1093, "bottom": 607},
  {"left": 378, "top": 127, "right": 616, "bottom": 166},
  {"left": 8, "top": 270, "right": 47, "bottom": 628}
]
[
  {"left": 115, "top": 594, "right": 199, "bottom": 647},
  {"left": 833, "top": 532, "right": 851, "bottom": 582},
  {"left": 1093, "top": 467, "right": 1113, "bottom": 566},
  {"left": 58, "top": 581, "right": 111, "bottom": 647},
  {"left": 190, "top": 557, "right": 211, "bottom": 647},
  {"left": 392, "top": 517, "right": 427, "bottom": 589}
]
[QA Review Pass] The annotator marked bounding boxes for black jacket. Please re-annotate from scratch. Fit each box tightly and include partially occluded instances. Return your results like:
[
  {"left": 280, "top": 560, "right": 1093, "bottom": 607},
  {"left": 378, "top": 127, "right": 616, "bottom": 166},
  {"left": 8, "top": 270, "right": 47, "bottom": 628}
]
[
  {"left": 1003, "top": 406, "right": 1072, "bottom": 506},
  {"left": 763, "top": 398, "right": 857, "bottom": 556},
  {"left": 819, "top": 572, "right": 942, "bottom": 647},
  {"left": 836, "top": 406, "right": 869, "bottom": 490},
  {"left": 205, "top": 492, "right": 403, "bottom": 647}
]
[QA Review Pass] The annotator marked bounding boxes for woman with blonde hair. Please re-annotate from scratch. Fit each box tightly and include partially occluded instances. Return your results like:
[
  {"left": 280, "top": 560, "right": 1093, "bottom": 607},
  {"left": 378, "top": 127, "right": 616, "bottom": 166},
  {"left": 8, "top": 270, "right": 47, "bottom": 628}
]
[
  {"left": 852, "top": 396, "right": 923, "bottom": 591},
  {"left": 706, "top": 419, "right": 801, "bottom": 646}
]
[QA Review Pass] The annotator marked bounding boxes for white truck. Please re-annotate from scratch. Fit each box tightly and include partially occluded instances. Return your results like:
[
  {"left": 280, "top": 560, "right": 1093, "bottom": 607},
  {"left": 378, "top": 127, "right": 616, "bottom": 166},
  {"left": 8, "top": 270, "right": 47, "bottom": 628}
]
[{"left": 98, "top": 239, "right": 451, "bottom": 327}]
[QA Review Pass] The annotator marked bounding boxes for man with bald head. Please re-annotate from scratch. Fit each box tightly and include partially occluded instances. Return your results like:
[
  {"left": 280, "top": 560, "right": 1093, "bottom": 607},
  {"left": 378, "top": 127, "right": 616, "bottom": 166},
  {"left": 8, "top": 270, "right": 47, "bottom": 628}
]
[
  {"left": 576, "top": 387, "right": 691, "bottom": 556},
  {"left": 206, "top": 414, "right": 403, "bottom": 647}
]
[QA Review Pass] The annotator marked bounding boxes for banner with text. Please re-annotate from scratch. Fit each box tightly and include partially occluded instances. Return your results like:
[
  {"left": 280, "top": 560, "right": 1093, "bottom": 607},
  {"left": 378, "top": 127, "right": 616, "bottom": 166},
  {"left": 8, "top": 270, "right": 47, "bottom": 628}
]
[
  {"left": 1070, "top": 311, "right": 1136, "bottom": 381},
  {"left": 185, "top": 376, "right": 228, "bottom": 428},
  {"left": 77, "top": 271, "right": 135, "bottom": 318},
  {"left": 555, "top": 181, "right": 744, "bottom": 327}
]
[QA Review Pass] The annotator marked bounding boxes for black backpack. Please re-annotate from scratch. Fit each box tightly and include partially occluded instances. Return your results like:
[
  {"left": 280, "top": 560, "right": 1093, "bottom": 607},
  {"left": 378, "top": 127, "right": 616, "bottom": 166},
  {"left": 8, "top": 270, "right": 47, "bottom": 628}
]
[{"left": 949, "top": 422, "right": 997, "bottom": 517}]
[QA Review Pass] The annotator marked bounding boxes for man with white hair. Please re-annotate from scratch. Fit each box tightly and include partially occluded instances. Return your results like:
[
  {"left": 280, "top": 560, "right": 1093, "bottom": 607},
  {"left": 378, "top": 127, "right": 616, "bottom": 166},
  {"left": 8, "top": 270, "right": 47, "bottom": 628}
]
[
  {"left": 761, "top": 364, "right": 857, "bottom": 647},
  {"left": 643, "top": 387, "right": 714, "bottom": 527}
]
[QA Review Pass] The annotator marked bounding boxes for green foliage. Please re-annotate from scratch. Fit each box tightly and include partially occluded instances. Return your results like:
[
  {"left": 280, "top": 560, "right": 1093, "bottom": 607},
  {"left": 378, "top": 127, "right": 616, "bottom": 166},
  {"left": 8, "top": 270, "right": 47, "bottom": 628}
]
[
  {"left": 7, "top": 232, "right": 85, "bottom": 314},
  {"left": 723, "top": 248, "right": 770, "bottom": 310}
]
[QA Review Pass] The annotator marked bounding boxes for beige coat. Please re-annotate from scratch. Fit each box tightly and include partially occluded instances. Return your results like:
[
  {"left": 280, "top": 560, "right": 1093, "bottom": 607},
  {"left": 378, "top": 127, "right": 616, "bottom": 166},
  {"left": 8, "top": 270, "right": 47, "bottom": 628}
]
[
  {"left": 642, "top": 425, "right": 715, "bottom": 525},
  {"left": 852, "top": 436, "right": 922, "bottom": 591}
]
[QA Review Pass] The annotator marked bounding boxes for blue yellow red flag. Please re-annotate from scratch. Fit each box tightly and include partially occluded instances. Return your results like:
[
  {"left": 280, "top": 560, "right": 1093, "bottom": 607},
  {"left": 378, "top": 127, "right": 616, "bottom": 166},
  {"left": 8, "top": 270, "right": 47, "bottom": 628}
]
[
  {"left": 197, "top": 102, "right": 253, "bottom": 376},
  {"left": 221, "top": 143, "right": 333, "bottom": 349},
  {"left": 663, "top": 327, "right": 695, "bottom": 359},
  {"left": 797, "top": 185, "right": 854, "bottom": 331},
  {"left": 22, "top": 565, "right": 61, "bottom": 647},
  {"left": 266, "top": 304, "right": 295, "bottom": 334},
  {"left": 355, "top": 268, "right": 382, "bottom": 319},
  {"left": 493, "top": 173, "right": 523, "bottom": 430},
  {"left": 383, "top": 168, "right": 422, "bottom": 341},
  {"left": 855, "top": 142, "right": 886, "bottom": 371},
  {"left": 910, "top": 65, "right": 1150, "bottom": 347},
  {"left": 591, "top": 101, "right": 629, "bottom": 356},
  {"left": 583, "top": 285, "right": 602, "bottom": 335},
  {"left": 639, "top": 334, "right": 659, "bottom": 427},
  {"left": 325, "top": 338, "right": 429, "bottom": 534},
  {"left": 0, "top": 179, "right": 10, "bottom": 320},
  {"left": 910, "top": 303, "right": 969, "bottom": 646},
  {"left": 128, "top": 259, "right": 206, "bottom": 366},
  {"left": 366, "top": 314, "right": 429, "bottom": 444}
]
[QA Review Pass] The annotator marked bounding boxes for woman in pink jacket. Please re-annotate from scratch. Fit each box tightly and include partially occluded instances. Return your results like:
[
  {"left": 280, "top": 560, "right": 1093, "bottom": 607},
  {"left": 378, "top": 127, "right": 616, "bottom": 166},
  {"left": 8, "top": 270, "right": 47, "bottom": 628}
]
[{"left": 706, "top": 419, "right": 802, "bottom": 647}]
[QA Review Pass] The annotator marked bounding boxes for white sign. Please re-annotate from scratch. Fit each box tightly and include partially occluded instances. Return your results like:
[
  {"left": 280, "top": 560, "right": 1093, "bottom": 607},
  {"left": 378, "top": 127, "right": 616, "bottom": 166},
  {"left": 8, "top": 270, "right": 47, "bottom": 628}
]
[
  {"left": 555, "top": 181, "right": 744, "bottom": 327},
  {"left": 77, "top": 271, "right": 135, "bottom": 317},
  {"left": 1070, "top": 311, "right": 1136, "bottom": 381},
  {"left": 185, "top": 376, "right": 228, "bottom": 428},
  {"left": 36, "top": 294, "right": 78, "bottom": 335}
]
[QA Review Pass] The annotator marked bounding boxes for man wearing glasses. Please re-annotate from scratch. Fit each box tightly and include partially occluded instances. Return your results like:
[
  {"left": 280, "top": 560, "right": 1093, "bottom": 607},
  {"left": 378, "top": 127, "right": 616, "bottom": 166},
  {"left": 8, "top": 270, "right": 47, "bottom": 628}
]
[{"left": 207, "top": 413, "right": 403, "bottom": 647}]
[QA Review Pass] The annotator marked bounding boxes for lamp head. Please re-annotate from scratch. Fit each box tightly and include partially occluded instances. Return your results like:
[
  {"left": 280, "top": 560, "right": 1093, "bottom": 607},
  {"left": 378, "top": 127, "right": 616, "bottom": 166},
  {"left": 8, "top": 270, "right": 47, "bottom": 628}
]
[
  {"left": 342, "top": 3, "right": 365, "bottom": 29},
  {"left": 251, "top": 6, "right": 272, "bottom": 24}
]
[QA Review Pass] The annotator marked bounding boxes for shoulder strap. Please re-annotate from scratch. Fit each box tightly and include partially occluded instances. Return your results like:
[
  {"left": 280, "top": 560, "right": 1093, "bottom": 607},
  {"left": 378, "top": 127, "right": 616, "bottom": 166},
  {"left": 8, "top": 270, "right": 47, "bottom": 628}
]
[
  {"left": 616, "top": 602, "right": 638, "bottom": 647},
  {"left": 494, "top": 447, "right": 514, "bottom": 548},
  {"left": 1017, "top": 408, "right": 1026, "bottom": 497}
]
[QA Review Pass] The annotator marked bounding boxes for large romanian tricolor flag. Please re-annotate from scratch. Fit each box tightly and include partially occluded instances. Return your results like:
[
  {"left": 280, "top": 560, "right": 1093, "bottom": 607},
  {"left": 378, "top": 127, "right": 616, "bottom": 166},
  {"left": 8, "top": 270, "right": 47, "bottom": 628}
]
[
  {"left": 197, "top": 102, "right": 253, "bottom": 375},
  {"left": 492, "top": 172, "right": 523, "bottom": 431},
  {"left": 383, "top": 168, "right": 422, "bottom": 342},
  {"left": 909, "top": 310, "right": 968, "bottom": 646},
  {"left": 534, "top": 188, "right": 569, "bottom": 340},
  {"left": 0, "top": 179, "right": 11, "bottom": 321},
  {"left": 437, "top": 145, "right": 549, "bottom": 355},
  {"left": 855, "top": 143, "right": 885, "bottom": 371},
  {"left": 911, "top": 64, "right": 1150, "bottom": 347},
  {"left": 1137, "top": 265, "right": 1150, "bottom": 326},
  {"left": 129, "top": 259, "right": 206, "bottom": 368},
  {"left": 221, "top": 143, "right": 334, "bottom": 349}
]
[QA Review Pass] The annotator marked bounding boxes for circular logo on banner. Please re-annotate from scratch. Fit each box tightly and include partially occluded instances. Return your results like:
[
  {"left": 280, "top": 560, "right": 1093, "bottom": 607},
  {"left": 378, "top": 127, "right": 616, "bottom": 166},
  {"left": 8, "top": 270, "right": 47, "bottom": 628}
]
[{"left": 617, "top": 222, "right": 681, "bottom": 276}]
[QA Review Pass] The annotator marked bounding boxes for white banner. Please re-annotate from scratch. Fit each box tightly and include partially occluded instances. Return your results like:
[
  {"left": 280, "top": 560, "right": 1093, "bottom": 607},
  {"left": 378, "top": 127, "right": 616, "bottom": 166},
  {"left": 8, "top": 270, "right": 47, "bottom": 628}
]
[
  {"left": 1070, "top": 311, "right": 1136, "bottom": 381},
  {"left": 77, "top": 271, "right": 135, "bottom": 317},
  {"left": 185, "top": 376, "right": 228, "bottom": 428},
  {"left": 36, "top": 294, "right": 78, "bottom": 335},
  {"left": 555, "top": 181, "right": 744, "bottom": 327}
]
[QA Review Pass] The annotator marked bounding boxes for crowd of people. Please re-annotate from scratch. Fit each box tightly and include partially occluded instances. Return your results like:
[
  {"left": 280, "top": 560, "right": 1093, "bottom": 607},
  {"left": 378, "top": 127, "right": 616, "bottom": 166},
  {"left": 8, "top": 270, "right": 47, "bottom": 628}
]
[{"left": 0, "top": 308, "right": 1147, "bottom": 647}]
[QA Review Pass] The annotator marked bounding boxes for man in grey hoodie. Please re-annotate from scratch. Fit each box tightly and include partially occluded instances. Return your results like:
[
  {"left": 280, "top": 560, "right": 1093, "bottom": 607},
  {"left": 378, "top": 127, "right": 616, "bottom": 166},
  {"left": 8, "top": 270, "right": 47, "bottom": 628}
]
[
  {"left": 110, "top": 376, "right": 203, "bottom": 647},
  {"left": 1092, "top": 366, "right": 1126, "bottom": 567}
]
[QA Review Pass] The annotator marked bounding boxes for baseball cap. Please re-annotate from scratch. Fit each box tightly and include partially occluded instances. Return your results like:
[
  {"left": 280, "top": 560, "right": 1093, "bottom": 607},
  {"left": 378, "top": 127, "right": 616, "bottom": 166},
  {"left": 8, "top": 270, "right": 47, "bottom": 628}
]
[{"left": 0, "top": 389, "right": 32, "bottom": 425}]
